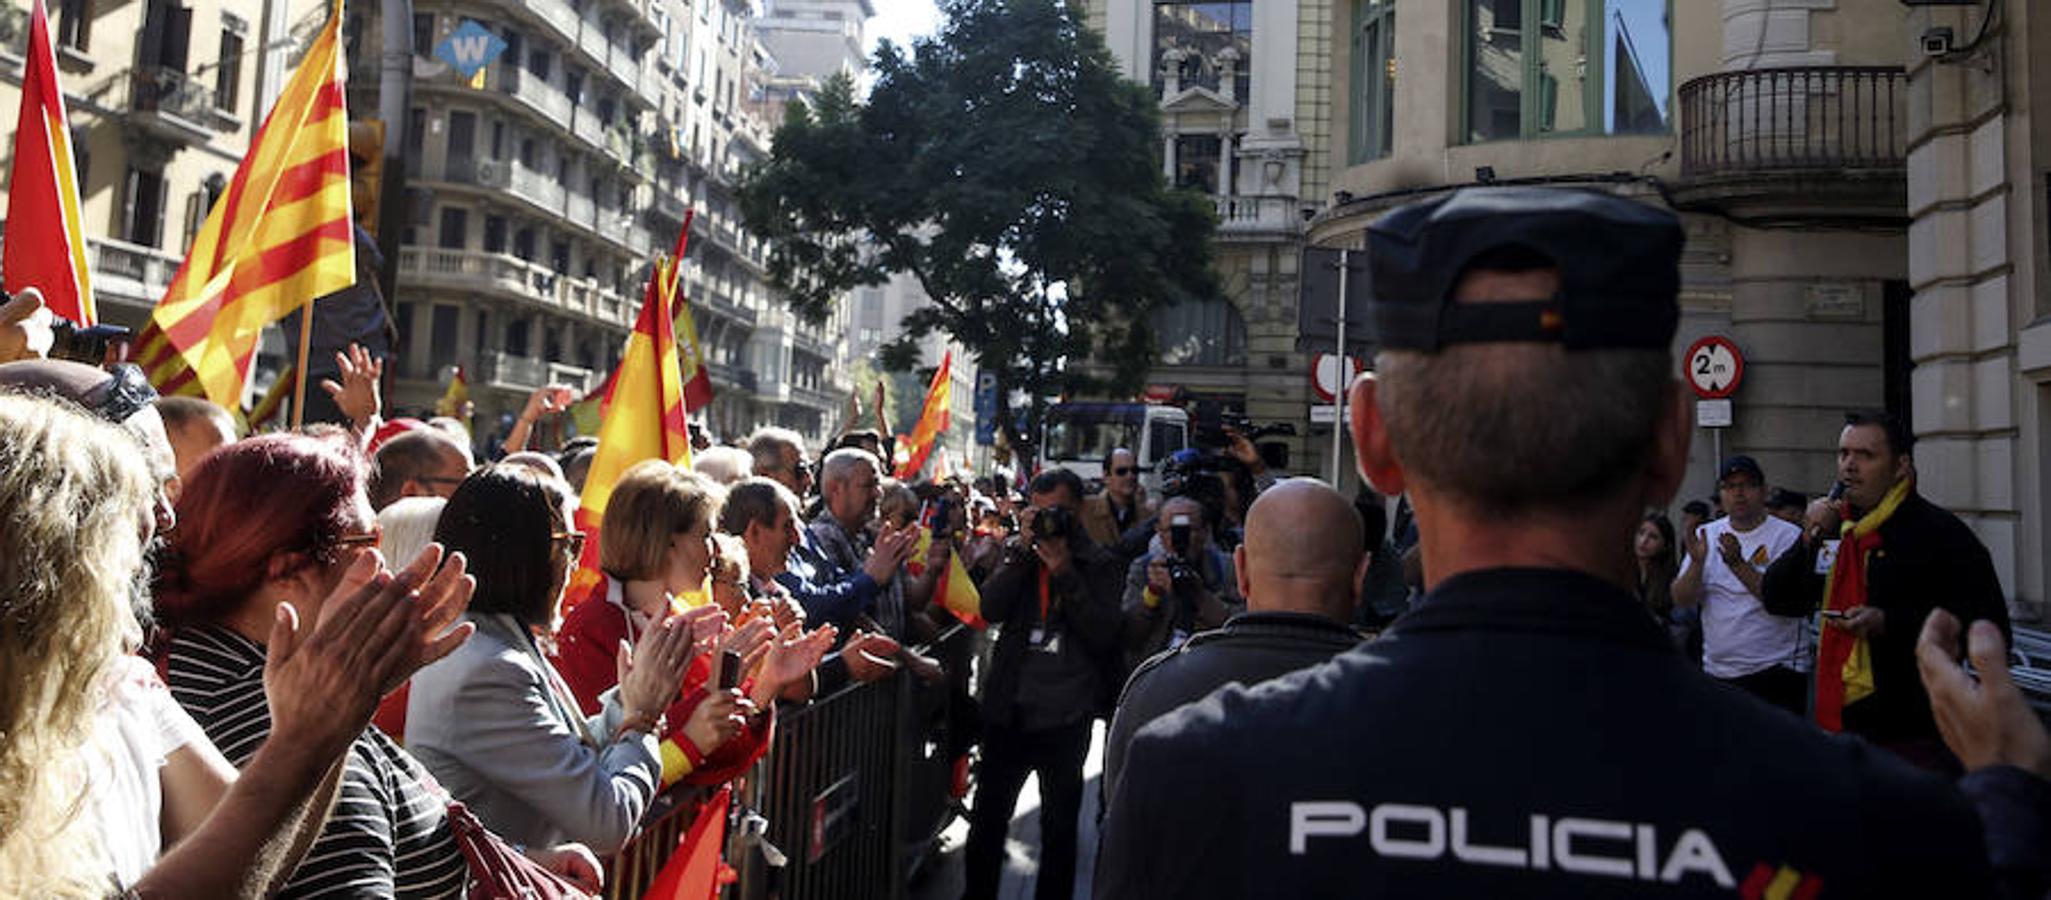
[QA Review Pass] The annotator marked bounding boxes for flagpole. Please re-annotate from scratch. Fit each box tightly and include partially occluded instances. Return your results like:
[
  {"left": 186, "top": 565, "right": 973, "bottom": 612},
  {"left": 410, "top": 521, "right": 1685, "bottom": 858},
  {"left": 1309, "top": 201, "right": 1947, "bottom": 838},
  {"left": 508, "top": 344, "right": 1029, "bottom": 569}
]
[{"left": 290, "top": 300, "right": 315, "bottom": 429}]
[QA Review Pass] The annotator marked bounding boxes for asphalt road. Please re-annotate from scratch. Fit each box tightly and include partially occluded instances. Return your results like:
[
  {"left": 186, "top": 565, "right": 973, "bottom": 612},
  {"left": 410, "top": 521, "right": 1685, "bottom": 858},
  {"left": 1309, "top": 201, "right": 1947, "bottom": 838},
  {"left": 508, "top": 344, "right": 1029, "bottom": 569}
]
[{"left": 909, "top": 724, "right": 1107, "bottom": 900}]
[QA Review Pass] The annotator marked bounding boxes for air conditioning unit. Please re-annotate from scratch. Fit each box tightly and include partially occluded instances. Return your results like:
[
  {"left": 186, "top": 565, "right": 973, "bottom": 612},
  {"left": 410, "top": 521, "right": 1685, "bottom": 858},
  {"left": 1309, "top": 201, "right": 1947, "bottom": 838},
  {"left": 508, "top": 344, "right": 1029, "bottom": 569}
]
[{"left": 476, "top": 159, "right": 501, "bottom": 183}]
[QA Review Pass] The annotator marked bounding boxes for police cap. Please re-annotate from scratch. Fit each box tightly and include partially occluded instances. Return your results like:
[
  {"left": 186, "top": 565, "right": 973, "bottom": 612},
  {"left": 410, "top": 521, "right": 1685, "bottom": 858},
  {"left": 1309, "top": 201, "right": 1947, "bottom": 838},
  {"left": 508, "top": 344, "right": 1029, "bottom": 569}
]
[{"left": 1366, "top": 186, "right": 1683, "bottom": 352}]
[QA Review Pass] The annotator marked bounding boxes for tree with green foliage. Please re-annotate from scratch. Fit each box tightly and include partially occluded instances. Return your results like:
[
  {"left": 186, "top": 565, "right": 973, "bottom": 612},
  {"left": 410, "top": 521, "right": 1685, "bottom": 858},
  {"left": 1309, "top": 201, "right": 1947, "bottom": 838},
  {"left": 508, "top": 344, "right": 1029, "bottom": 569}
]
[{"left": 738, "top": 0, "right": 1219, "bottom": 459}]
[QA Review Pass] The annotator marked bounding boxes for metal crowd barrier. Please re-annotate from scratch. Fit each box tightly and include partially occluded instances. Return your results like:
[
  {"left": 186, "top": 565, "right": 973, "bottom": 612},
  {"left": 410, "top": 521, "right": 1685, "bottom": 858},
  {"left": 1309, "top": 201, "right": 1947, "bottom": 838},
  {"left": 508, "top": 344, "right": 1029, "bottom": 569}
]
[
  {"left": 602, "top": 622, "right": 976, "bottom": 900},
  {"left": 2012, "top": 626, "right": 2051, "bottom": 719}
]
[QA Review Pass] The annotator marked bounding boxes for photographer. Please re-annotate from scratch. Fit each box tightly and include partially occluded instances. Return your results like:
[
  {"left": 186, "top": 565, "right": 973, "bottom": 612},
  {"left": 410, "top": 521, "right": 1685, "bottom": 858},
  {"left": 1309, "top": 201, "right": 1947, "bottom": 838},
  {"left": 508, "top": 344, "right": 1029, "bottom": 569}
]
[
  {"left": 1121, "top": 497, "right": 1242, "bottom": 665},
  {"left": 963, "top": 467, "right": 1124, "bottom": 900}
]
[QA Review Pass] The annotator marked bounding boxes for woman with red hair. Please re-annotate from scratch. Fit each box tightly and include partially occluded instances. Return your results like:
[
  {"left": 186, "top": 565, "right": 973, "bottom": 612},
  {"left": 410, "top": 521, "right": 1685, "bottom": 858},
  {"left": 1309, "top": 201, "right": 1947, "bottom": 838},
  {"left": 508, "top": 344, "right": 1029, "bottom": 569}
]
[{"left": 156, "top": 434, "right": 600, "bottom": 896}]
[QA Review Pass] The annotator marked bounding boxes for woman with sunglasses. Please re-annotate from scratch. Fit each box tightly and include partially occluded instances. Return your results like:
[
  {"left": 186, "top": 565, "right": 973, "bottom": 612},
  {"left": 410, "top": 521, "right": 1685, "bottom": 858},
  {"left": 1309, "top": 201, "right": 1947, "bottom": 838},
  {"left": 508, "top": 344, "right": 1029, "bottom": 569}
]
[
  {"left": 407, "top": 465, "right": 717, "bottom": 854},
  {"left": 152, "top": 434, "right": 582, "bottom": 897},
  {"left": 552, "top": 461, "right": 833, "bottom": 790}
]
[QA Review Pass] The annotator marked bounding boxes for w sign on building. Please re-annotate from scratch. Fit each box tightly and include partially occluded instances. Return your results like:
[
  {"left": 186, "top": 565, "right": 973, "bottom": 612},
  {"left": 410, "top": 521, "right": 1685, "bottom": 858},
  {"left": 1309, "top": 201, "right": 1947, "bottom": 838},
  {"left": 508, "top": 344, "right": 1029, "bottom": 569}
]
[{"left": 434, "top": 20, "right": 507, "bottom": 82}]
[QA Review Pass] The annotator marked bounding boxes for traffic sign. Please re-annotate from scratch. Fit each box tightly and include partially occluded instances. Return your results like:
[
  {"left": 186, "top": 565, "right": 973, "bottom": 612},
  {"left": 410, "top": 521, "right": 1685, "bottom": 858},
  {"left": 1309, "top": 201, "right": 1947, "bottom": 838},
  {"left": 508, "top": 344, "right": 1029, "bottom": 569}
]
[
  {"left": 1312, "top": 354, "right": 1363, "bottom": 402},
  {"left": 1684, "top": 336, "right": 1744, "bottom": 399}
]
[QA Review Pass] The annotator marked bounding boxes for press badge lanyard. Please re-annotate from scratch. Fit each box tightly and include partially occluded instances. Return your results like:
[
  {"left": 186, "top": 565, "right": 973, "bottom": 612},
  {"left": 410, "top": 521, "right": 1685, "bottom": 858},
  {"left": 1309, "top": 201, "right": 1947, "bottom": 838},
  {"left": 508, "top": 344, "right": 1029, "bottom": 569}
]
[{"left": 1031, "top": 569, "right": 1060, "bottom": 651}]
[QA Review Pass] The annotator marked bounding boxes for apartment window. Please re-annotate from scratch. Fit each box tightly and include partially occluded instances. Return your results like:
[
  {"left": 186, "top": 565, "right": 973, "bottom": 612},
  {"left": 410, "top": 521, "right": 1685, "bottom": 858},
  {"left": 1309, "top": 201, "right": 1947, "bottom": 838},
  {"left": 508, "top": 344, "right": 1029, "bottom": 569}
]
[
  {"left": 504, "top": 317, "right": 530, "bottom": 354},
  {"left": 1462, "top": 0, "right": 1670, "bottom": 143},
  {"left": 566, "top": 68, "right": 584, "bottom": 104},
  {"left": 490, "top": 120, "right": 504, "bottom": 158},
  {"left": 1150, "top": 296, "right": 1246, "bottom": 367},
  {"left": 121, "top": 167, "right": 169, "bottom": 249},
  {"left": 431, "top": 305, "right": 460, "bottom": 367},
  {"left": 412, "top": 13, "right": 434, "bottom": 54},
  {"left": 527, "top": 47, "right": 551, "bottom": 79},
  {"left": 438, "top": 207, "right": 467, "bottom": 249},
  {"left": 1151, "top": 0, "right": 1252, "bottom": 105},
  {"left": 56, "top": 0, "right": 91, "bottom": 51},
  {"left": 484, "top": 215, "right": 507, "bottom": 252},
  {"left": 215, "top": 15, "right": 245, "bottom": 114},
  {"left": 1173, "top": 133, "right": 1223, "bottom": 194},
  {"left": 1350, "top": 0, "right": 1395, "bottom": 163}
]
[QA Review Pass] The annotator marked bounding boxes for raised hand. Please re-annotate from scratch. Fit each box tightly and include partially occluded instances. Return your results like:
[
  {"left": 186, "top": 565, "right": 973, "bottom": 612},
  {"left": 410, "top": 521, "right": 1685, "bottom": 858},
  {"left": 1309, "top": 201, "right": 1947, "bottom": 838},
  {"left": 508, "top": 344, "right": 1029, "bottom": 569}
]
[
  {"left": 844, "top": 629, "right": 902, "bottom": 683},
  {"left": 0, "top": 287, "right": 53, "bottom": 363},
  {"left": 319, "top": 343, "right": 384, "bottom": 429},
  {"left": 1917, "top": 608, "right": 2051, "bottom": 777},
  {"left": 263, "top": 553, "right": 422, "bottom": 758},
  {"left": 752, "top": 622, "right": 837, "bottom": 706},
  {"left": 614, "top": 614, "right": 700, "bottom": 729},
  {"left": 681, "top": 683, "right": 748, "bottom": 755}
]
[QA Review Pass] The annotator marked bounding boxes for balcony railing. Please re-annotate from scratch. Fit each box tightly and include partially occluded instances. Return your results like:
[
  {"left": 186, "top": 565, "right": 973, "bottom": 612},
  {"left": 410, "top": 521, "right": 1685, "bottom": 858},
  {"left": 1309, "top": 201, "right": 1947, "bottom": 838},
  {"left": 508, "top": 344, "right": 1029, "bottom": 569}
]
[
  {"left": 528, "top": 0, "right": 581, "bottom": 46},
  {"left": 1678, "top": 66, "right": 1907, "bottom": 177},
  {"left": 479, "top": 350, "right": 596, "bottom": 394},
  {"left": 567, "top": 192, "right": 597, "bottom": 231},
  {"left": 122, "top": 66, "right": 231, "bottom": 143},
  {"left": 606, "top": 45, "right": 640, "bottom": 91},
  {"left": 398, "top": 247, "right": 635, "bottom": 326},
  {"left": 501, "top": 69, "right": 573, "bottom": 131},
  {"left": 90, "top": 237, "right": 183, "bottom": 308},
  {"left": 1212, "top": 195, "right": 1302, "bottom": 233}
]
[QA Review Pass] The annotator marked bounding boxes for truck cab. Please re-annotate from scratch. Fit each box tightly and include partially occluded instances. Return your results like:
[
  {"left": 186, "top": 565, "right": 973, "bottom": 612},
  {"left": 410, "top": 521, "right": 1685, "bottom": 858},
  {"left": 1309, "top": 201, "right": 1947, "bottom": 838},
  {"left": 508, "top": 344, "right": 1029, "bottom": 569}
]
[{"left": 1037, "top": 402, "right": 1189, "bottom": 499}]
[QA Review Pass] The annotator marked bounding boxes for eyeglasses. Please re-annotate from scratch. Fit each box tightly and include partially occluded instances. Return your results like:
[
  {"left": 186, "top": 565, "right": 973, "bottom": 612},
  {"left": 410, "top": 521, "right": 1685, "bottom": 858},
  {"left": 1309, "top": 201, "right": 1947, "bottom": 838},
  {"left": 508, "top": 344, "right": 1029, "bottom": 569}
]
[
  {"left": 90, "top": 363, "right": 159, "bottom": 425},
  {"left": 335, "top": 526, "right": 383, "bottom": 549},
  {"left": 552, "top": 530, "right": 588, "bottom": 557},
  {"left": 1110, "top": 467, "right": 1138, "bottom": 477}
]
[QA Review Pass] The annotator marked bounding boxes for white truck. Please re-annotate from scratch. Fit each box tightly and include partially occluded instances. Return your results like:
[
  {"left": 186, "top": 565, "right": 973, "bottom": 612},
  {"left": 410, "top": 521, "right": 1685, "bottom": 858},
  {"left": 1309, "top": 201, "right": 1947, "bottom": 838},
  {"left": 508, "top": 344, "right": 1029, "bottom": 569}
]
[{"left": 1036, "top": 402, "right": 1189, "bottom": 497}]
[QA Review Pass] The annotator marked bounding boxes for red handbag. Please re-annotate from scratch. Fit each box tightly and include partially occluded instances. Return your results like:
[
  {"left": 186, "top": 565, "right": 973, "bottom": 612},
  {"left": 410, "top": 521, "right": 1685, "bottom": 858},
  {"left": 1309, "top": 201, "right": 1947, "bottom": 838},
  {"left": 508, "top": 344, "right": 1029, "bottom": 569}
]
[{"left": 443, "top": 800, "right": 594, "bottom": 900}]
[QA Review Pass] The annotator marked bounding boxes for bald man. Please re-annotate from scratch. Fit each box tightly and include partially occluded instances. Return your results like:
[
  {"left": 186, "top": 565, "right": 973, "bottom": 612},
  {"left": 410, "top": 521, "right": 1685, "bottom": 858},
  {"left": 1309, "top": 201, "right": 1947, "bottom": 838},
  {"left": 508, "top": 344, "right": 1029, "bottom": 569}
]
[{"left": 1102, "top": 478, "right": 1370, "bottom": 802}]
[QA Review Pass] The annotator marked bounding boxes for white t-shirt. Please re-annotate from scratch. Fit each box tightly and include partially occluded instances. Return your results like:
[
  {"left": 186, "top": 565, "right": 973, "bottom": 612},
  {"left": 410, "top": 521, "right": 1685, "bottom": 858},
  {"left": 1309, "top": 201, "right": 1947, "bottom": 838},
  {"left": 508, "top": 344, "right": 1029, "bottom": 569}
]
[
  {"left": 78, "top": 655, "right": 209, "bottom": 889},
  {"left": 1680, "top": 515, "right": 1808, "bottom": 679}
]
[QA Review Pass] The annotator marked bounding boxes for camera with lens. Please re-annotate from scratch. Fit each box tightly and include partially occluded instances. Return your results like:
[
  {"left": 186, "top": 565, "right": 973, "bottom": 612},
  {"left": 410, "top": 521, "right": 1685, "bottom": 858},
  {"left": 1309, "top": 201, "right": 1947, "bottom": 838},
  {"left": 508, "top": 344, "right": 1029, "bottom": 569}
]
[
  {"left": 1027, "top": 505, "right": 1074, "bottom": 543},
  {"left": 1164, "top": 512, "right": 1203, "bottom": 595},
  {"left": 2, "top": 287, "right": 131, "bottom": 364}
]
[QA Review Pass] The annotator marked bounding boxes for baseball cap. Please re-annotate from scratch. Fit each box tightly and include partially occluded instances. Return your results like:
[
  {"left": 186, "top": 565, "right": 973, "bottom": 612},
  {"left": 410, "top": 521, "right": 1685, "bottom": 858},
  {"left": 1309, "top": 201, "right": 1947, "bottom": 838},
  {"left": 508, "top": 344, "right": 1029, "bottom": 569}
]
[
  {"left": 1717, "top": 455, "right": 1765, "bottom": 485},
  {"left": 1366, "top": 186, "right": 1684, "bottom": 353}
]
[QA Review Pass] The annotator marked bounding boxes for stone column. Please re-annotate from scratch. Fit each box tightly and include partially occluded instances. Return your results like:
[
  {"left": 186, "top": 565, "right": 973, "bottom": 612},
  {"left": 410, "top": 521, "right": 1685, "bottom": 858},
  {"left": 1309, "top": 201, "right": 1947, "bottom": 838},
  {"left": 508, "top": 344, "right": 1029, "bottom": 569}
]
[{"left": 1903, "top": 4, "right": 2030, "bottom": 612}]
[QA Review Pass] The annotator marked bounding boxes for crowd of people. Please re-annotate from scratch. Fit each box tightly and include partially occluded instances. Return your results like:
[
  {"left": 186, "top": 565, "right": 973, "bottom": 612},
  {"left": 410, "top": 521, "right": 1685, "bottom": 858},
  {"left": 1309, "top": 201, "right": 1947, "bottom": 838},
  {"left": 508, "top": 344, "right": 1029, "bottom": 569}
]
[{"left": 4, "top": 183, "right": 2051, "bottom": 900}]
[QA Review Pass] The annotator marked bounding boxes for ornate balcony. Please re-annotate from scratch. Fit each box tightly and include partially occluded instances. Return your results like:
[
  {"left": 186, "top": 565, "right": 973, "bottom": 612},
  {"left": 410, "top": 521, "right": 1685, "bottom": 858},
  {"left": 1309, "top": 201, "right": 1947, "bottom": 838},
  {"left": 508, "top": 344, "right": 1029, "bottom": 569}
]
[
  {"left": 1673, "top": 66, "right": 1908, "bottom": 223},
  {"left": 121, "top": 66, "right": 233, "bottom": 145}
]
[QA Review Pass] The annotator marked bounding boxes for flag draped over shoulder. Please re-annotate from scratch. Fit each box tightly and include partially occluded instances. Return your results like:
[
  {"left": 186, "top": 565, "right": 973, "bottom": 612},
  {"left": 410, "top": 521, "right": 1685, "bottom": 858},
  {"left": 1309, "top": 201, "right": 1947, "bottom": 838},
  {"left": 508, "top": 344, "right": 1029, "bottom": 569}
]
[
  {"left": 2, "top": 0, "right": 94, "bottom": 324},
  {"left": 894, "top": 351, "right": 952, "bottom": 480},
  {"left": 566, "top": 213, "right": 696, "bottom": 606},
  {"left": 134, "top": 1, "right": 354, "bottom": 407}
]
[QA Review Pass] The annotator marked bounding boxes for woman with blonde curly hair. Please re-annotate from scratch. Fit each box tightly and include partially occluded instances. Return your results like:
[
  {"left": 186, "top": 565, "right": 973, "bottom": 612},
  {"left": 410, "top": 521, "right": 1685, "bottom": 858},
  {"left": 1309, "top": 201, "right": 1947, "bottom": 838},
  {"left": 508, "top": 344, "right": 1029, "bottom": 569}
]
[{"left": 0, "top": 388, "right": 446, "bottom": 898}]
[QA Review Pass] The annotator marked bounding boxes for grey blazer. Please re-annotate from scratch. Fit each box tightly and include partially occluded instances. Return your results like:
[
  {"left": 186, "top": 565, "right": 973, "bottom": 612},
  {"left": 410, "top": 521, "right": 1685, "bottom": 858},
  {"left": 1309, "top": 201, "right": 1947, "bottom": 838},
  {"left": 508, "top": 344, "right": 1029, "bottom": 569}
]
[{"left": 406, "top": 612, "right": 661, "bottom": 853}]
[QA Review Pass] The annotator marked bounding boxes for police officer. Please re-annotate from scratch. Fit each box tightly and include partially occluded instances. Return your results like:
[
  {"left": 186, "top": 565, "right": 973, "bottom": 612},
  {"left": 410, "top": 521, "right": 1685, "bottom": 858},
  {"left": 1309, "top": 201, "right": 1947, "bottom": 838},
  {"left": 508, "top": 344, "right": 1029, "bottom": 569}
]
[{"left": 1093, "top": 187, "right": 1991, "bottom": 898}]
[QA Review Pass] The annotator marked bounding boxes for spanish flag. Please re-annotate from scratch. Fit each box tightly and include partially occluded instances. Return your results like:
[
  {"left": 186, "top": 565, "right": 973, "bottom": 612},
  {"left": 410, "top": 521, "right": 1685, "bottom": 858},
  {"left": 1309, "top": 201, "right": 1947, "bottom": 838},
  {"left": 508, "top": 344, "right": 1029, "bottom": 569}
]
[
  {"left": 677, "top": 297, "right": 713, "bottom": 412},
  {"left": 435, "top": 366, "right": 469, "bottom": 420},
  {"left": 908, "top": 524, "right": 983, "bottom": 629},
  {"left": 893, "top": 350, "right": 952, "bottom": 480},
  {"left": 566, "top": 215, "right": 695, "bottom": 606},
  {"left": 134, "top": 0, "right": 355, "bottom": 407},
  {"left": 2, "top": 0, "right": 94, "bottom": 325}
]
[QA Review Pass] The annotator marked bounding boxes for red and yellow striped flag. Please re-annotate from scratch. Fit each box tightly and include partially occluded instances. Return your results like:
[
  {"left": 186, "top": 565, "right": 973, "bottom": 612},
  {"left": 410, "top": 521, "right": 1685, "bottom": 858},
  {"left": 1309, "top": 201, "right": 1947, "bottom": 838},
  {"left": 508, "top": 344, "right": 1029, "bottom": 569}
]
[
  {"left": 3, "top": 0, "right": 94, "bottom": 324},
  {"left": 245, "top": 363, "right": 295, "bottom": 429},
  {"left": 435, "top": 366, "right": 470, "bottom": 421},
  {"left": 565, "top": 214, "right": 696, "bottom": 607},
  {"left": 894, "top": 350, "right": 953, "bottom": 480},
  {"left": 677, "top": 292, "right": 713, "bottom": 412},
  {"left": 134, "top": 1, "right": 354, "bottom": 406}
]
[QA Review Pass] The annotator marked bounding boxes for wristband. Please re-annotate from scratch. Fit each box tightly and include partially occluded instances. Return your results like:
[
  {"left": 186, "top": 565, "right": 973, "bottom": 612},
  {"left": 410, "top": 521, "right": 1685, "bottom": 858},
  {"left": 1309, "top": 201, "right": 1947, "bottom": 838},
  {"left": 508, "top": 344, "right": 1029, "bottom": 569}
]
[
  {"left": 681, "top": 734, "right": 709, "bottom": 767},
  {"left": 1142, "top": 586, "right": 1162, "bottom": 609}
]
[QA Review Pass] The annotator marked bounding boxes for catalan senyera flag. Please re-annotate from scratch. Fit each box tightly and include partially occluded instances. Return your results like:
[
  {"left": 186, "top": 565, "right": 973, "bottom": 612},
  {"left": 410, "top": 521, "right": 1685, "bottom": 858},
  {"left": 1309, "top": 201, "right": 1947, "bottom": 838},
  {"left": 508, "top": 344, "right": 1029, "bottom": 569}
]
[
  {"left": 134, "top": 0, "right": 354, "bottom": 406},
  {"left": 435, "top": 366, "right": 470, "bottom": 420},
  {"left": 893, "top": 350, "right": 953, "bottom": 480},
  {"left": 245, "top": 364, "right": 295, "bottom": 429},
  {"left": 3, "top": 0, "right": 94, "bottom": 325},
  {"left": 565, "top": 215, "right": 696, "bottom": 607}
]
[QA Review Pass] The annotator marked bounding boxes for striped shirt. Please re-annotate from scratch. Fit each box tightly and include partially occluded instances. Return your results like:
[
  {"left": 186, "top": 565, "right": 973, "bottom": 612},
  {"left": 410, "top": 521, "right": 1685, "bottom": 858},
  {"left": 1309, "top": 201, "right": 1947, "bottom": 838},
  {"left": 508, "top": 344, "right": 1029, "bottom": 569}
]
[{"left": 165, "top": 624, "right": 468, "bottom": 899}]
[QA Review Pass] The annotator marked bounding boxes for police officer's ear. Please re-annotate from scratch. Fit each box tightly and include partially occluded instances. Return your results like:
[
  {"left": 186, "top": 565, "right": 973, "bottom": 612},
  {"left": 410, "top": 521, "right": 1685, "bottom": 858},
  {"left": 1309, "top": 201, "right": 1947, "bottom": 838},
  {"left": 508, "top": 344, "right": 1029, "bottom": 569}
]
[
  {"left": 1643, "top": 380, "right": 1693, "bottom": 509},
  {"left": 1348, "top": 373, "right": 1405, "bottom": 496}
]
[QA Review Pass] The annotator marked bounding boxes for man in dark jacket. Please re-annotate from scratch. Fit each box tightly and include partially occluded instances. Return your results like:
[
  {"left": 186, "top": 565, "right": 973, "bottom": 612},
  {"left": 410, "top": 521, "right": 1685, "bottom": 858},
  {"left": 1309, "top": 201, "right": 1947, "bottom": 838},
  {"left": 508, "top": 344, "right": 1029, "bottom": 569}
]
[
  {"left": 963, "top": 467, "right": 1124, "bottom": 900},
  {"left": 1761, "top": 410, "right": 2011, "bottom": 769},
  {"left": 1095, "top": 187, "right": 1992, "bottom": 899},
  {"left": 1103, "top": 478, "right": 1365, "bottom": 802}
]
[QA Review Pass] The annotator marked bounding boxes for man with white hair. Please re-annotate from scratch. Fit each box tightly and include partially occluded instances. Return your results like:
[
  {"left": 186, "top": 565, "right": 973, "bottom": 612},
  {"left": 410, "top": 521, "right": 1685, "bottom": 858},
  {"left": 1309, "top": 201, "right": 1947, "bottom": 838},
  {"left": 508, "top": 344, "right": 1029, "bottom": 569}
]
[{"left": 777, "top": 447, "right": 917, "bottom": 634}]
